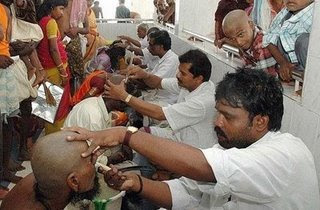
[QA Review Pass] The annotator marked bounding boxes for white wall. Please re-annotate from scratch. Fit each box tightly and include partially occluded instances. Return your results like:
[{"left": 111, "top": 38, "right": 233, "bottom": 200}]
[
  {"left": 99, "top": 0, "right": 154, "bottom": 19},
  {"left": 178, "top": 0, "right": 219, "bottom": 37}
]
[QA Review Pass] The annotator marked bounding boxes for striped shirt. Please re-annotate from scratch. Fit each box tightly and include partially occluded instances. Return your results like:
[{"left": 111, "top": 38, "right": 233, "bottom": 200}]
[{"left": 263, "top": 3, "right": 314, "bottom": 63}]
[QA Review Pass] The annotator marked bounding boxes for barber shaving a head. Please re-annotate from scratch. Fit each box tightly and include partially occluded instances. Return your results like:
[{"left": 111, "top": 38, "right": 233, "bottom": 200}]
[
  {"left": 64, "top": 69, "right": 320, "bottom": 209},
  {"left": 1, "top": 131, "right": 100, "bottom": 210}
]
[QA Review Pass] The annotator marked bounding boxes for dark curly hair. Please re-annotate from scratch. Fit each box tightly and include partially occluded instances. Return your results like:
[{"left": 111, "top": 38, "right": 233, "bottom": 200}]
[
  {"left": 215, "top": 68, "right": 284, "bottom": 131},
  {"left": 179, "top": 49, "right": 212, "bottom": 82}
]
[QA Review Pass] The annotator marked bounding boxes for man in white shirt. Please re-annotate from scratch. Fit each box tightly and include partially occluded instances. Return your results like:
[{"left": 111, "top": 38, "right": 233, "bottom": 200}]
[
  {"left": 66, "top": 68, "right": 320, "bottom": 210},
  {"left": 105, "top": 49, "right": 216, "bottom": 149},
  {"left": 117, "top": 27, "right": 160, "bottom": 71},
  {"left": 118, "top": 23, "right": 149, "bottom": 49},
  {"left": 142, "top": 30, "right": 179, "bottom": 105}
]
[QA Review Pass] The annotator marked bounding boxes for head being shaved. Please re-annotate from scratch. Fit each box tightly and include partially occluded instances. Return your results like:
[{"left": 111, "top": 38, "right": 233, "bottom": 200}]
[{"left": 31, "top": 131, "right": 99, "bottom": 204}]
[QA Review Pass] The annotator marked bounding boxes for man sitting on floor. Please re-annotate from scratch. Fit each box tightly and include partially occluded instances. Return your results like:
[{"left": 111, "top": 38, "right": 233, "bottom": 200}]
[{"left": 0, "top": 131, "right": 100, "bottom": 210}]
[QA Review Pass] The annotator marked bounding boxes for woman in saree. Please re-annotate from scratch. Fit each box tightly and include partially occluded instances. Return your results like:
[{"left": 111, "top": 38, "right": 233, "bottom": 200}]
[
  {"left": 37, "top": 0, "right": 71, "bottom": 134},
  {"left": 83, "top": 0, "right": 112, "bottom": 66},
  {"left": 73, "top": 42, "right": 126, "bottom": 105}
]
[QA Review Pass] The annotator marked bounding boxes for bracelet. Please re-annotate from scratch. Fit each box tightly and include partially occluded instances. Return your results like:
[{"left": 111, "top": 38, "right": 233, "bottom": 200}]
[
  {"left": 60, "top": 73, "right": 68, "bottom": 78},
  {"left": 57, "top": 63, "right": 63, "bottom": 68},
  {"left": 124, "top": 94, "right": 132, "bottom": 103},
  {"left": 136, "top": 174, "right": 143, "bottom": 194}
]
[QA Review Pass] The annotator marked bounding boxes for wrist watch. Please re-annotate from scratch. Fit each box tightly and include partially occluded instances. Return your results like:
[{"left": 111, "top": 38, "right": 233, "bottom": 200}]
[{"left": 123, "top": 126, "right": 138, "bottom": 146}]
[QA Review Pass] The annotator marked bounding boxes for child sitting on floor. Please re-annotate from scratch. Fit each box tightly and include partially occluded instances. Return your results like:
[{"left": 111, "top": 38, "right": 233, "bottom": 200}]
[{"left": 219, "top": 9, "right": 278, "bottom": 76}]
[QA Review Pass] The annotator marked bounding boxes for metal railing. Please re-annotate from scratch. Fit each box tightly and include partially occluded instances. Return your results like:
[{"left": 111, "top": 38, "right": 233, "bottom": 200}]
[
  {"left": 96, "top": 18, "right": 154, "bottom": 23},
  {"left": 182, "top": 28, "right": 240, "bottom": 59}
]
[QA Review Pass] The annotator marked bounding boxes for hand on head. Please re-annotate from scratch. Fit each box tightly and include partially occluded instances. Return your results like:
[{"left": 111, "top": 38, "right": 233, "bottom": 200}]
[
  {"left": 104, "top": 79, "right": 128, "bottom": 101},
  {"left": 64, "top": 126, "right": 127, "bottom": 159},
  {"left": 125, "top": 65, "right": 149, "bottom": 80},
  {"left": 117, "top": 35, "right": 129, "bottom": 41}
]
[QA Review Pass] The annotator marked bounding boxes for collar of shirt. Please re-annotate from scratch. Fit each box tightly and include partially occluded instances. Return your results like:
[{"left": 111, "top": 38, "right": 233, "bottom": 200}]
[
  {"left": 284, "top": 3, "right": 314, "bottom": 24},
  {"left": 97, "top": 96, "right": 112, "bottom": 125},
  {"left": 157, "top": 49, "right": 173, "bottom": 66},
  {"left": 183, "top": 80, "right": 215, "bottom": 101}
]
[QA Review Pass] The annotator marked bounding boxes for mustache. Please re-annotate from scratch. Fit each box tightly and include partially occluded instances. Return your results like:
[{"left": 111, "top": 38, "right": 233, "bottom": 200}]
[{"left": 214, "top": 126, "right": 227, "bottom": 138}]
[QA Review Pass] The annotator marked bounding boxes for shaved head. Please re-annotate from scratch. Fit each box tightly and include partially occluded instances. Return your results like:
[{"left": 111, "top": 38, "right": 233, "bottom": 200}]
[
  {"left": 31, "top": 131, "right": 99, "bottom": 203},
  {"left": 222, "top": 10, "right": 250, "bottom": 36},
  {"left": 222, "top": 9, "right": 254, "bottom": 50}
]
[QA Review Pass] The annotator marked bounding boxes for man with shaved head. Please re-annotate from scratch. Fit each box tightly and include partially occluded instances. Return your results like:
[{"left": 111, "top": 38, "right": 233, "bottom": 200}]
[
  {"left": 0, "top": 131, "right": 100, "bottom": 210},
  {"left": 220, "top": 9, "right": 278, "bottom": 76}
]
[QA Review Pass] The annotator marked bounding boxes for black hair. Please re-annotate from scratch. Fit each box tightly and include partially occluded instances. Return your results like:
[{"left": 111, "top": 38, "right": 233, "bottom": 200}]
[
  {"left": 148, "top": 30, "right": 171, "bottom": 51},
  {"left": 147, "top": 27, "right": 160, "bottom": 36},
  {"left": 105, "top": 40, "right": 126, "bottom": 70},
  {"left": 37, "top": 0, "right": 68, "bottom": 21},
  {"left": 179, "top": 49, "right": 212, "bottom": 82},
  {"left": 215, "top": 68, "right": 283, "bottom": 131}
]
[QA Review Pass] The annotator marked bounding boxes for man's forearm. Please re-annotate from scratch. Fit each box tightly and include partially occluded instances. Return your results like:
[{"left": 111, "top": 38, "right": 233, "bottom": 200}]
[
  {"left": 126, "top": 96, "right": 165, "bottom": 120},
  {"left": 139, "top": 177, "right": 172, "bottom": 209},
  {"left": 127, "top": 45, "right": 143, "bottom": 56},
  {"left": 127, "top": 37, "right": 141, "bottom": 48},
  {"left": 126, "top": 131, "right": 215, "bottom": 182},
  {"left": 142, "top": 73, "right": 162, "bottom": 89}
]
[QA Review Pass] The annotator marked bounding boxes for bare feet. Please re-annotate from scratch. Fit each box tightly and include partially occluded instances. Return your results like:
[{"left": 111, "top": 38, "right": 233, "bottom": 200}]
[
  {"left": 3, "top": 170, "right": 22, "bottom": 184},
  {"left": 32, "top": 69, "right": 46, "bottom": 87}
]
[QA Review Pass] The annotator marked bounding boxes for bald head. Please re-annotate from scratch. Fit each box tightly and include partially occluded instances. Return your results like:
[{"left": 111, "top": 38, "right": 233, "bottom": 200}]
[
  {"left": 222, "top": 10, "right": 251, "bottom": 36},
  {"left": 222, "top": 9, "right": 254, "bottom": 50},
  {"left": 31, "top": 131, "right": 91, "bottom": 191}
]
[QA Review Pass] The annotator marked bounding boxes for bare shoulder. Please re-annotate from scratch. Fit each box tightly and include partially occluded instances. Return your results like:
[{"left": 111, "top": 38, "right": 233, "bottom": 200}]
[{"left": 0, "top": 173, "right": 42, "bottom": 210}]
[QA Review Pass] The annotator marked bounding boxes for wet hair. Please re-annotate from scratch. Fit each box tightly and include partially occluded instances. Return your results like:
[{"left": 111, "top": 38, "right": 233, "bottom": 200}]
[
  {"left": 37, "top": 0, "right": 68, "bottom": 20},
  {"left": 119, "top": 0, "right": 125, "bottom": 3},
  {"left": 179, "top": 49, "right": 212, "bottom": 82},
  {"left": 147, "top": 27, "right": 160, "bottom": 36},
  {"left": 215, "top": 68, "right": 283, "bottom": 131},
  {"left": 149, "top": 30, "right": 171, "bottom": 51}
]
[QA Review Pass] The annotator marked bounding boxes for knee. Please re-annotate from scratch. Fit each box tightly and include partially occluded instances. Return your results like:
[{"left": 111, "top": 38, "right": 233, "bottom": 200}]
[{"left": 295, "top": 33, "right": 310, "bottom": 52}]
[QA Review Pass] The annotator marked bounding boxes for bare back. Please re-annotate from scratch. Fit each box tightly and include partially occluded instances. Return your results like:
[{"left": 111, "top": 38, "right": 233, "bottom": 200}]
[{"left": 0, "top": 174, "right": 44, "bottom": 210}]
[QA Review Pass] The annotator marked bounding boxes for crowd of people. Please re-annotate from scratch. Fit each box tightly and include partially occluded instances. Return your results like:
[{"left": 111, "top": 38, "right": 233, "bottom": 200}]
[{"left": 0, "top": 0, "right": 319, "bottom": 209}]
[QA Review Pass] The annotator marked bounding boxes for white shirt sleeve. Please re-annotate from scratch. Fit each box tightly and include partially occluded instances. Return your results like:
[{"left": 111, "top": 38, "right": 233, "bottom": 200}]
[
  {"left": 201, "top": 146, "right": 290, "bottom": 203},
  {"left": 161, "top": 78, "right": 181, "bottom": 94},
  {"left": 151, "top": 55, "right": 179, "bottom": 78},
  {"left": 165, "top": 178, "right": 206, "bottom": 210},
  {"left": 163, "top": 98, "right": 205, "bottom": 131}
]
